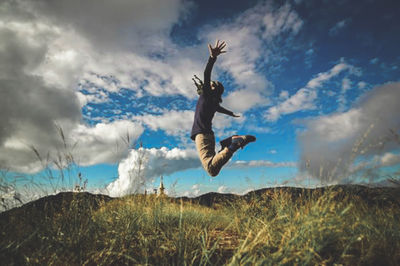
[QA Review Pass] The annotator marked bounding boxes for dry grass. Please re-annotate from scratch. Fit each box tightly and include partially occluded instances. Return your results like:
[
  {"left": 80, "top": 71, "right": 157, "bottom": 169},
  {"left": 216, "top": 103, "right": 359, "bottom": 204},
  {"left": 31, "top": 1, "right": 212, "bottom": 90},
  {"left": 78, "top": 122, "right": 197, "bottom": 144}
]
[{"left": 1, "top": 187, "right": 399, "bottom": 265}]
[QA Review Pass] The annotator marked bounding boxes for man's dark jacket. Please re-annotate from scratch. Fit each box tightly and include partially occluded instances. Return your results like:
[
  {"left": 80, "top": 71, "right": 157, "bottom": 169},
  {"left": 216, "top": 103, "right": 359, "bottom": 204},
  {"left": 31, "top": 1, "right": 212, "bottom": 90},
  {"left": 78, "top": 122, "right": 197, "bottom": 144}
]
[{"left": 190, "top": 56, "right": 234, "bottom": 140}]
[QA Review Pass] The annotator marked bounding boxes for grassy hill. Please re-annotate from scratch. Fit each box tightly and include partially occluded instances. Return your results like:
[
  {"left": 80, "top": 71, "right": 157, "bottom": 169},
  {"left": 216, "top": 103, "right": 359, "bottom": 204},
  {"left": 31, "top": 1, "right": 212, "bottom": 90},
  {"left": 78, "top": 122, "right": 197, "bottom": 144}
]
[{"left": 1, "top": 185, "right": 400, "bottom": 265}]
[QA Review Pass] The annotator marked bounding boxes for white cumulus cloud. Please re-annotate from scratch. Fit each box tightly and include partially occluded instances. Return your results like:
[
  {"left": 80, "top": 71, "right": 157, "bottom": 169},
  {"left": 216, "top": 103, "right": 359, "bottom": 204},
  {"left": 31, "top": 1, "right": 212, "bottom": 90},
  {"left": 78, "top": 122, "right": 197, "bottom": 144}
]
[
  {"left": 107, "top": 147, "right": 200, "bottom": 197},
  {"left": 134, "top": 110, "right": 194, "bottom": 137},
  {"left": 70, "top": 120, "right": 144, "bottom": 166}
]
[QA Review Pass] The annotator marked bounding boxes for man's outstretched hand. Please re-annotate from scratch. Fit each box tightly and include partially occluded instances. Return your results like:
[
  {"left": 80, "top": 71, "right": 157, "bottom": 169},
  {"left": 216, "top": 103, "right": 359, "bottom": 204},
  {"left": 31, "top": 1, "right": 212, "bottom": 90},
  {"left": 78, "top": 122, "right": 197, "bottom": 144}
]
[{"left": 208, "top": 40, "right": 226, "bottom": 58}]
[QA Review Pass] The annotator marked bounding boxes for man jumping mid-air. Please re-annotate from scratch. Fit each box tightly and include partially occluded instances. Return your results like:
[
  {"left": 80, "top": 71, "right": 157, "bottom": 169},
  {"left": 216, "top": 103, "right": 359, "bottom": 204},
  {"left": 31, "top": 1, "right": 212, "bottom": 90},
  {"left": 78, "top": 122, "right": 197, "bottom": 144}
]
[{"left": 190, "top": 40, "right": 256, "bottom": 177}]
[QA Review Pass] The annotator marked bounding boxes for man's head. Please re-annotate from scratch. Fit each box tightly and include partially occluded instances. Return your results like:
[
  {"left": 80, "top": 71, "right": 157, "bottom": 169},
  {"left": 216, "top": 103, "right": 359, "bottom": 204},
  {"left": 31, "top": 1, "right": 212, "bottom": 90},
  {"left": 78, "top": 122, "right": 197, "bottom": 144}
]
[{"left": 211, "top": 81, "right": 224, "bottom": 103}]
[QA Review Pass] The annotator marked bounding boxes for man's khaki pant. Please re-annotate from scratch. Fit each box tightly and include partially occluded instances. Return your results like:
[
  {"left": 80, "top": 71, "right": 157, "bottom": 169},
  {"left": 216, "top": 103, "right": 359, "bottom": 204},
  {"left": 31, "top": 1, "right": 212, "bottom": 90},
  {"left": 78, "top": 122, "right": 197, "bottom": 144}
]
[{"left": 195, "top": 133, "right": 233, "bottom": 177}]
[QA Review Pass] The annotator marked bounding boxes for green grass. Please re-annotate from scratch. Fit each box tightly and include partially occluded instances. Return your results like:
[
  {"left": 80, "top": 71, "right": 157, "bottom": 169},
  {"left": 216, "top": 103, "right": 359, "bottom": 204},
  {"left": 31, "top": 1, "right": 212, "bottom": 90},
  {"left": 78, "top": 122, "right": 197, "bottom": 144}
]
[{"left": 1, "top": 187, "right": 400, "bottom": 265}]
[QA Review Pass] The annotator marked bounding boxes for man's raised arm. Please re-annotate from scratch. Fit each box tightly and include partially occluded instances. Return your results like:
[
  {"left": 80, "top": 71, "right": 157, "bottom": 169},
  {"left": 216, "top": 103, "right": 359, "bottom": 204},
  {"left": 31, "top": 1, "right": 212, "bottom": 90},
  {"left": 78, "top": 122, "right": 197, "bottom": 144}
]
[{"left": 203, "top": 40, "right": 226, "bottom": 95}]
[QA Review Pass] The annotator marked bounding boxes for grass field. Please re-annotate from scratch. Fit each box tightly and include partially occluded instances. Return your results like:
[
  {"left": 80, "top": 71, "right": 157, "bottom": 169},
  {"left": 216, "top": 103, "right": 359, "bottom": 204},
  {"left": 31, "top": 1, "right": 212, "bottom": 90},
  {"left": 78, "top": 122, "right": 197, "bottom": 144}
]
[{"left": 1, "top": 185, "right": 399, "bottom": 265}]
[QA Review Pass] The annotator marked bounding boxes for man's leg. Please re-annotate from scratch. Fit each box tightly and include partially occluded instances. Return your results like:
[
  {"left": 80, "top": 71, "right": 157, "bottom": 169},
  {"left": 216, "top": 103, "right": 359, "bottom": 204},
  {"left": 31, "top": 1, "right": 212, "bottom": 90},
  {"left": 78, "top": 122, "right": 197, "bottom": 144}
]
[
  {"left": 210, "top": 135, "right": 255, "bottom": 175},
  {"left": 208, "top": 147, "right": 233, "bottom": 176},
  {"left": 195, "top": 134, "right": 233, "bottom": 177}
]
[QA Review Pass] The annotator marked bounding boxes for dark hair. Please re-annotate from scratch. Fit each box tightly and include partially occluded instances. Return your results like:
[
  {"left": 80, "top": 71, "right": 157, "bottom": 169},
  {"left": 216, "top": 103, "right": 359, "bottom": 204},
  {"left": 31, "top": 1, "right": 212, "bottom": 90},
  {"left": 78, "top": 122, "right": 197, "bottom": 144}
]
[
  {"left": 192, "top": 75, "right": 203, "bottom": 95},
  {"left": 192, "top": 75, "right": 224, "bottom": 103}
]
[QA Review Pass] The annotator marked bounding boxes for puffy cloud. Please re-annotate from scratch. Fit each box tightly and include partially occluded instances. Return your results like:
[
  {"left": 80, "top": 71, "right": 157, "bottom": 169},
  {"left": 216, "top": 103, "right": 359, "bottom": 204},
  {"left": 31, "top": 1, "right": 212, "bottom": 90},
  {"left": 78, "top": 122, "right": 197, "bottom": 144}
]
[
  {"left": 76, "top": 91, "right": 109, "bottom": 107},
  {"left": 24, "top": 0, "right": 185, "bottom": 52},
  {"left": 1, "top": 0, "right": 202, "bottom": 100},
  {"left": 298, "top": 82, "right": 400, "bottom": 182},
  {"left": 265, "top": 61, "right": 357, "bottom": 121},
  {"left": 0, "top": 21, "right": 81, "bottom": 173},
  {"left": 70, "top": 120, "right": 144, "bottom": 166},
  {"left": 134, "top": 110, "right": 194, "bottom": 136},
  {"left": 265, "top": 88, "right": 317, "bottom": 121},
  {"left": 107, "top": 147, "right": 200, "bottom": 197},
  {"left": 12, "top": 0, "right": 203, "bottom": 100},
  {"left": 1, "top": 119, "right": 143, "bottom": 173},
  {"left": 0, "top": 2, "right": 147, "bottom": 173},
  {"left": 79, "top": 50, "right": 204, "bottom": 98},
  {"left": 223, "top": 89, "right": 271, "bottom": 113}
]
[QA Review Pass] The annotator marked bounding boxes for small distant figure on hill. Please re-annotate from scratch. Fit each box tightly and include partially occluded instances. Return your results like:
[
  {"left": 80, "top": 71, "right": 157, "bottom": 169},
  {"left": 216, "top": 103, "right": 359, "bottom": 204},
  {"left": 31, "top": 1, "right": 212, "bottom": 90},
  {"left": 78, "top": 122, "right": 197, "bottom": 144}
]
[{"left": 190, "top": 40, "right": 256, "bottom": 177}]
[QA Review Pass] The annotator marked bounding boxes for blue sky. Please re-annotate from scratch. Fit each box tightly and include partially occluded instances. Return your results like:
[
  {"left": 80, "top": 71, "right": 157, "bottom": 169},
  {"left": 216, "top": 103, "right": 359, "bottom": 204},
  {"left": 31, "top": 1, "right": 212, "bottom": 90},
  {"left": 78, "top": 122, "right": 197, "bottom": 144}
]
[{"left": 1, "top": 0, "right": 400, "bottom": 198}]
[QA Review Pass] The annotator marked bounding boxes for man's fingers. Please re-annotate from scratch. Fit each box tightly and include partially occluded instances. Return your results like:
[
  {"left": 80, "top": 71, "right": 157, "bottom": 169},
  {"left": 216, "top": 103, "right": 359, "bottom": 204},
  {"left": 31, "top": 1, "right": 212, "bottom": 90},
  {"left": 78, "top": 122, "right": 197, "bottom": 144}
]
[
  {"left": 220, "top": 51, "right": 227, "bottom": 54},
  {"left": 208, "top": 44, "right": 213, "bottom": 54},
  {"left": 220, "top": 43, "right": 227, "bottom": 50},
  {"left": 216, "top": 39, "right": 220, "bottom": 47}
]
